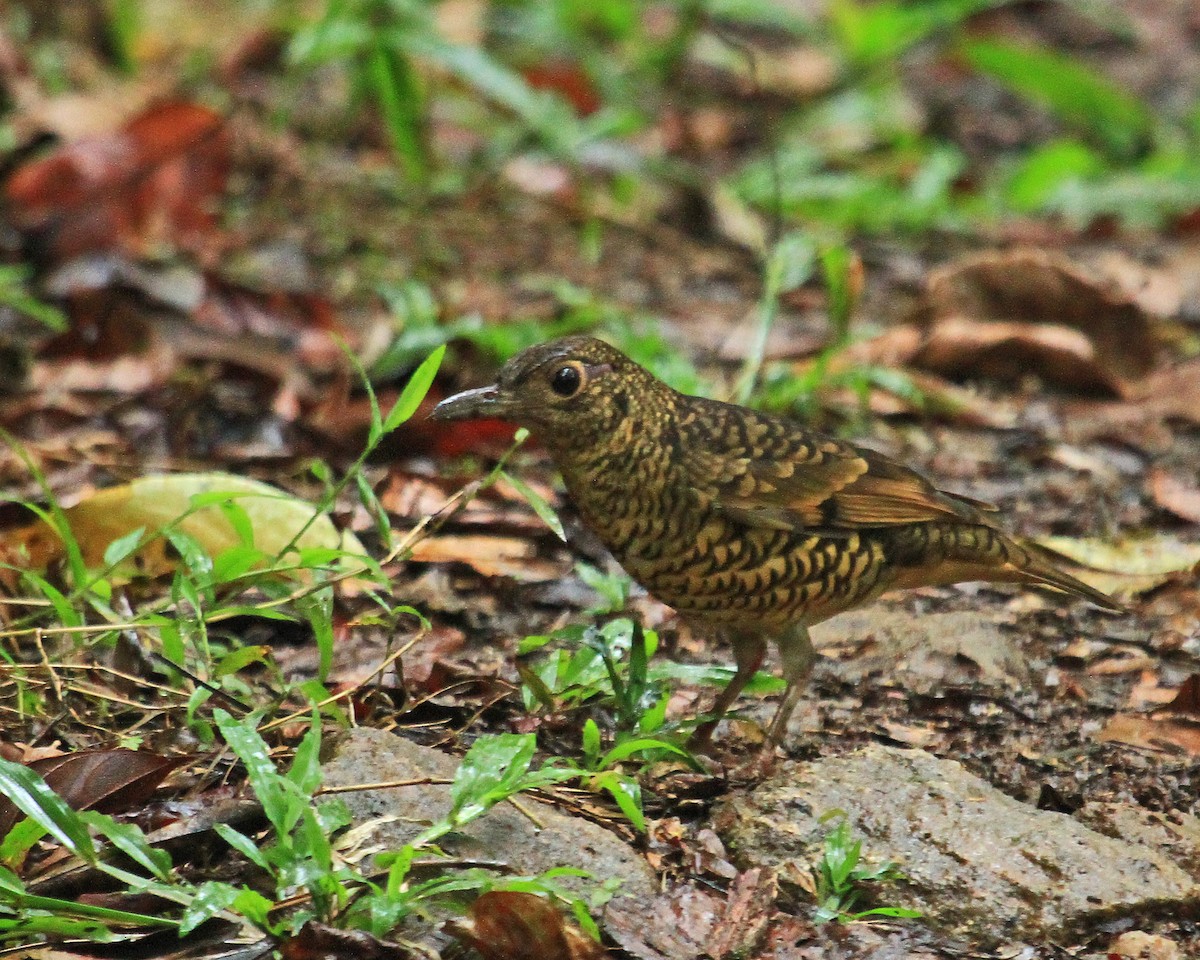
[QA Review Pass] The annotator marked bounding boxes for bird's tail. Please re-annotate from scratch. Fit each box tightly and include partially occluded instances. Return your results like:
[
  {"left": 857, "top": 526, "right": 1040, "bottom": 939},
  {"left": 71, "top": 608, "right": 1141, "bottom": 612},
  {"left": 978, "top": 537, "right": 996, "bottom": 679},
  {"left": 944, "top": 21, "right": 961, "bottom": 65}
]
[
  {"left": 888, "top": 523, "right": 1126, "bottom": 612},
  {"left": 1006, "top": 538, "right": 1126, "bottom": 613}
]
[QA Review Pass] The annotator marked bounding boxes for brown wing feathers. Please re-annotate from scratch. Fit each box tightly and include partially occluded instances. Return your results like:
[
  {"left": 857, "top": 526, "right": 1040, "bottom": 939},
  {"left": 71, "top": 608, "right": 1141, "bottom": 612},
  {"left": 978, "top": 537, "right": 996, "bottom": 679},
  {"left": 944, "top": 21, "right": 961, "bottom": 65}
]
[{"left": 687, "top": 403, "right": 994, "bottom": 534}]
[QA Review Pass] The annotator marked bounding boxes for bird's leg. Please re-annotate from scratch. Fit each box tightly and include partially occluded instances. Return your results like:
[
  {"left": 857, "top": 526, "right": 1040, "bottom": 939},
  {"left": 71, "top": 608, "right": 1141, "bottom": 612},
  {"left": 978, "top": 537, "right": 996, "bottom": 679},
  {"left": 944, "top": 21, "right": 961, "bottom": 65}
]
[
  {"left": 765, "top": 624, "right": 816, "bottom": 747},
  {"left": 689, "top": 633, "right": 766, "bottom": 749}
]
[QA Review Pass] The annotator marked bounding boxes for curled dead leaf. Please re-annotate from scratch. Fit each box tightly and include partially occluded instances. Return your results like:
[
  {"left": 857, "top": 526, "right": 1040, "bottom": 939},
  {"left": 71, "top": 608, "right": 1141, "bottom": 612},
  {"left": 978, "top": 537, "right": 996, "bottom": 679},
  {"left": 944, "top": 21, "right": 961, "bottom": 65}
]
[{"left": 911, "top": 249, "right": 1157, "bottom": 395}]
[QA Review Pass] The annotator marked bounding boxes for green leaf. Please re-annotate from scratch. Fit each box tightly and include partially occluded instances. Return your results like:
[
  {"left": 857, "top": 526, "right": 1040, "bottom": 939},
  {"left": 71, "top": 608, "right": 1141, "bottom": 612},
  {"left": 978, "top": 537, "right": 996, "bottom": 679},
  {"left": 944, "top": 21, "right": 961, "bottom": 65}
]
[
  {"left": 382, "top": 344, "right": 445, "bottom": 434},
  {"left": 298, "top": 587, "right": 335, "bottom": 684},
  {"left": 214, "top": 710, "right": 298, "bottom": 836},
  {"left": 287, "top": 713, "right": 324, "bottom": 796},
  {"left": 502, "top": 471, "right": 566, "bottom": 541},
  {"left": 368, "top": 40, "right": 427, "bottom": 180},
  {"left": 102, "top": 525, "right": 146, "bottom": 567},
  {"left": 596, "top": 774, "right": 645, "bottom": 831},
  {"left": 213, "top": 823, "right": 270, "bottom": 871},
  {"left": 1004, "top": 139, "right": 1106, "bottom": 211},
  {"left": 599, "top": 737, "right": 688, "bottom": 768},
  {"left": 830, "top": 0, "right": 998, "bottom": 68},
  {"left": 80, "top": 813, "right": 171, "bottom": 881},
  {"left": 448, "top": 733, "right": 537, "bottom": 822},
  {"left": 581, "top": 719, "right": 601, "bottom": 768},
  {"left": 961, "top": 38, "right": 1154, "bottom": 159},
  {"left": 213, "top": 644, "right": 271, "bottom": 679},
  {"left": 179, "top": 880, "right": 274, "bottom": 936},
  {"left": 0, "top": 816, "right": 45, "bottom": 868},
  {"left": 0, "top": 758, "right": 95, "bottom": 862}
]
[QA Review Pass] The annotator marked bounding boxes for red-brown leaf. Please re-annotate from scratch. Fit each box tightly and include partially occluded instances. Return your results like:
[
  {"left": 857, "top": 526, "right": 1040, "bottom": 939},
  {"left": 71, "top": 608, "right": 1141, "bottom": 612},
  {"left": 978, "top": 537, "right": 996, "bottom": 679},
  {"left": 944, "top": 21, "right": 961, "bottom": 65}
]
[
  {"left": 0, "top": 748, "right": 185, "bottom": 836},
  {"left": 5, "top": 101, "right": 230, "bottom": 261},
  {"left": 446, "top": 891, "right": 609, "bottom": 960}
]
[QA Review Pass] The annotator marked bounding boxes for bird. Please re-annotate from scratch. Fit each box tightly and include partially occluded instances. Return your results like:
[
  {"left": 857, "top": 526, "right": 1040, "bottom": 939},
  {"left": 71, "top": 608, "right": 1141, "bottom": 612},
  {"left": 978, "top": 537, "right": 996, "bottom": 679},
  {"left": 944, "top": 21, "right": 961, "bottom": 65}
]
[{"left": 431, "top": 336, "right": 1123, "bottom": 748}]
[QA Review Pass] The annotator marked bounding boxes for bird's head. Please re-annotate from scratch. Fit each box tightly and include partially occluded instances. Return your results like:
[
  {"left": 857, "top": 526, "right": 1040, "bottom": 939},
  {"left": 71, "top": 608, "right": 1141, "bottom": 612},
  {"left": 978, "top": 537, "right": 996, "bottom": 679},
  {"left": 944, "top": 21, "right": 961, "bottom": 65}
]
[{"left": 430, "top": 336, "right": 660, "bottom": 446}]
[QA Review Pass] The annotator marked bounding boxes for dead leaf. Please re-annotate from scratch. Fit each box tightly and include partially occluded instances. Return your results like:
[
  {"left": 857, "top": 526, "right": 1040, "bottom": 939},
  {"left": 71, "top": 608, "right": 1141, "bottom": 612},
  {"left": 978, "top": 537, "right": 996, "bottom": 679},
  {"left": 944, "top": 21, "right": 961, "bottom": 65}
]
[
  {"left": 281, "top": 920, "right": 411, "bottom": 960},
  {"left": 605, "top": 886, "right": 722, "bottom": 960},
  {"left": 11, "top": 472, "right": 366, "bottom": 576},
  {"left": 1159, "top": 673, "right": 1200, "bottom": 717},
  {"left": 1034, "top": 534, "right": 1200, "bottom": 599},
  {"left": 408, "top": 534, "right": 562, "bottom": 580},
  {"left": 1108, "top": 930, "right": 1183, "bottom": 960},
  {"left": 1125, "top": 670, "right": 1179, "bottom": 710},
  {"left": 911, "top": 249, "right": 1157, "bottom": 396},
  {"left": 1098, "top": 714, "right": 1200, "bottom": 755},
  {"left": 193, "top": 276, "right": 343, "bottom": 372},
  {"left": 21, "top": 285, "right": 178, "bottom": 394},
  {"left": 1061, "top": 358, "right": 1200, "bottom": 451},
  {"left": 5, "top": 100, "right": 230, "bottom": 262},
  {"left": 523, "top": 62, "right": 602, "bottom": 117},
  {"left": 445, "top": 891, "right": 609, "bottom": 960},
  {"left": 0, "top": 748, "right": 184, "bottom": 838},
  {"left": 708, "top": 869, "right": 776, "bottom": 960},
  {"left": 1148, "top": 467, "right": 1200, "bottom": 524}
]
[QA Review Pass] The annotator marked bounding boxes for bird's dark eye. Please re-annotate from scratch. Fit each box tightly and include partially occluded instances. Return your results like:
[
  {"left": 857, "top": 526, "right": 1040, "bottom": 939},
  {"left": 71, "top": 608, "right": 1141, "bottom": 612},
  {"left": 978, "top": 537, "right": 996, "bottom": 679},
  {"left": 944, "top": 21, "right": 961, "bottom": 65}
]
[{"left": 550, "top": 364, "right": 583, "bottom": 397}]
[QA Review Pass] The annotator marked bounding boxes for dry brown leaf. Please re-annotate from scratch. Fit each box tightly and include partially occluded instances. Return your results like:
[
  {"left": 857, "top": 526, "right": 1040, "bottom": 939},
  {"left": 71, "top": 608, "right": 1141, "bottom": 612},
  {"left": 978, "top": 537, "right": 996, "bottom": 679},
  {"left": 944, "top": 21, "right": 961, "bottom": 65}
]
[
  {"left": 1148, "top": 467, "right": 1200, "bottom": 524},
  {"left": 4, "top": 100, "right": 230, "bottom": 261},
  {"left": 0, "top": 748, "right": 185, "bottom": 838},
  {"left": 1061, "top": 358, "right": 1200, "bottom": 451},
  {"left": 1098, "top": 714, "right": 1200, "bottom": 755},
  {"left": 445, "top": 891, "right": 609, "bottom": 960},
  {"left": 408, "top": 534, "right": 562, "bottom": 580},
  {"left": 707, "top": 869, "right": 776, "bottom": 960},
  {"left": 911, "top": 249, "right": 1156, "bottom": 396}
]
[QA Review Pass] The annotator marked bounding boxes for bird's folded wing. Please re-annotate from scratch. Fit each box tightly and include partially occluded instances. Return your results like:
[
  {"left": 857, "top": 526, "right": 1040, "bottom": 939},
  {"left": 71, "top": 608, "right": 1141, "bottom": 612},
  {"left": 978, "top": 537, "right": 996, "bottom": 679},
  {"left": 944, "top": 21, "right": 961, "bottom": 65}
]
[{"left": 683, "top": 408, "right": 996, "bottom": 533}]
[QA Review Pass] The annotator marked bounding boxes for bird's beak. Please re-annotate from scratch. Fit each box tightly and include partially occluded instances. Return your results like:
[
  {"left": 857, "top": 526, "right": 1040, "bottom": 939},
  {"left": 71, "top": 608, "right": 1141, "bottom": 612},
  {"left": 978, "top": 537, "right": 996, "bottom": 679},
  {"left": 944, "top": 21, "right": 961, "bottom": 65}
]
[{"left": 429, "top": 384, "right": 505, "bottom": 421}]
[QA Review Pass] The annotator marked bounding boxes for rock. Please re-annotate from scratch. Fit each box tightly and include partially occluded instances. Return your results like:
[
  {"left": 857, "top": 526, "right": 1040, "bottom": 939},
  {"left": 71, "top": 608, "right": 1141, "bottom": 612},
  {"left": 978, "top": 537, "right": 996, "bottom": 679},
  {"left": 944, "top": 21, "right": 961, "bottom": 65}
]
[
  {"left": 1076, "top": 802, "right": 1200, "bottom": 881},
  {"left": 1108, "top": 930, "right": 1182, "bottom": 960},
  {"left": 714, "top": 744, "right": 1200, "bottom": 946},
  {"left": 323, "top": 728, "right": 656, "bottom": 907},
  {"left": 811, "top": 609, "right": 1029, "bottom": 693}
]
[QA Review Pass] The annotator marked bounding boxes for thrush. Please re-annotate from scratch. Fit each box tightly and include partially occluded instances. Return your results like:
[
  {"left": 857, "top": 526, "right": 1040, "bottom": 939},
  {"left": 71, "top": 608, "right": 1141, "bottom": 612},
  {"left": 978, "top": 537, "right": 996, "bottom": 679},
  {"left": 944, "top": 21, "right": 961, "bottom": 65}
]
[{"left": 432, "top": 336, "right": 1122, "bottom": 747}]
